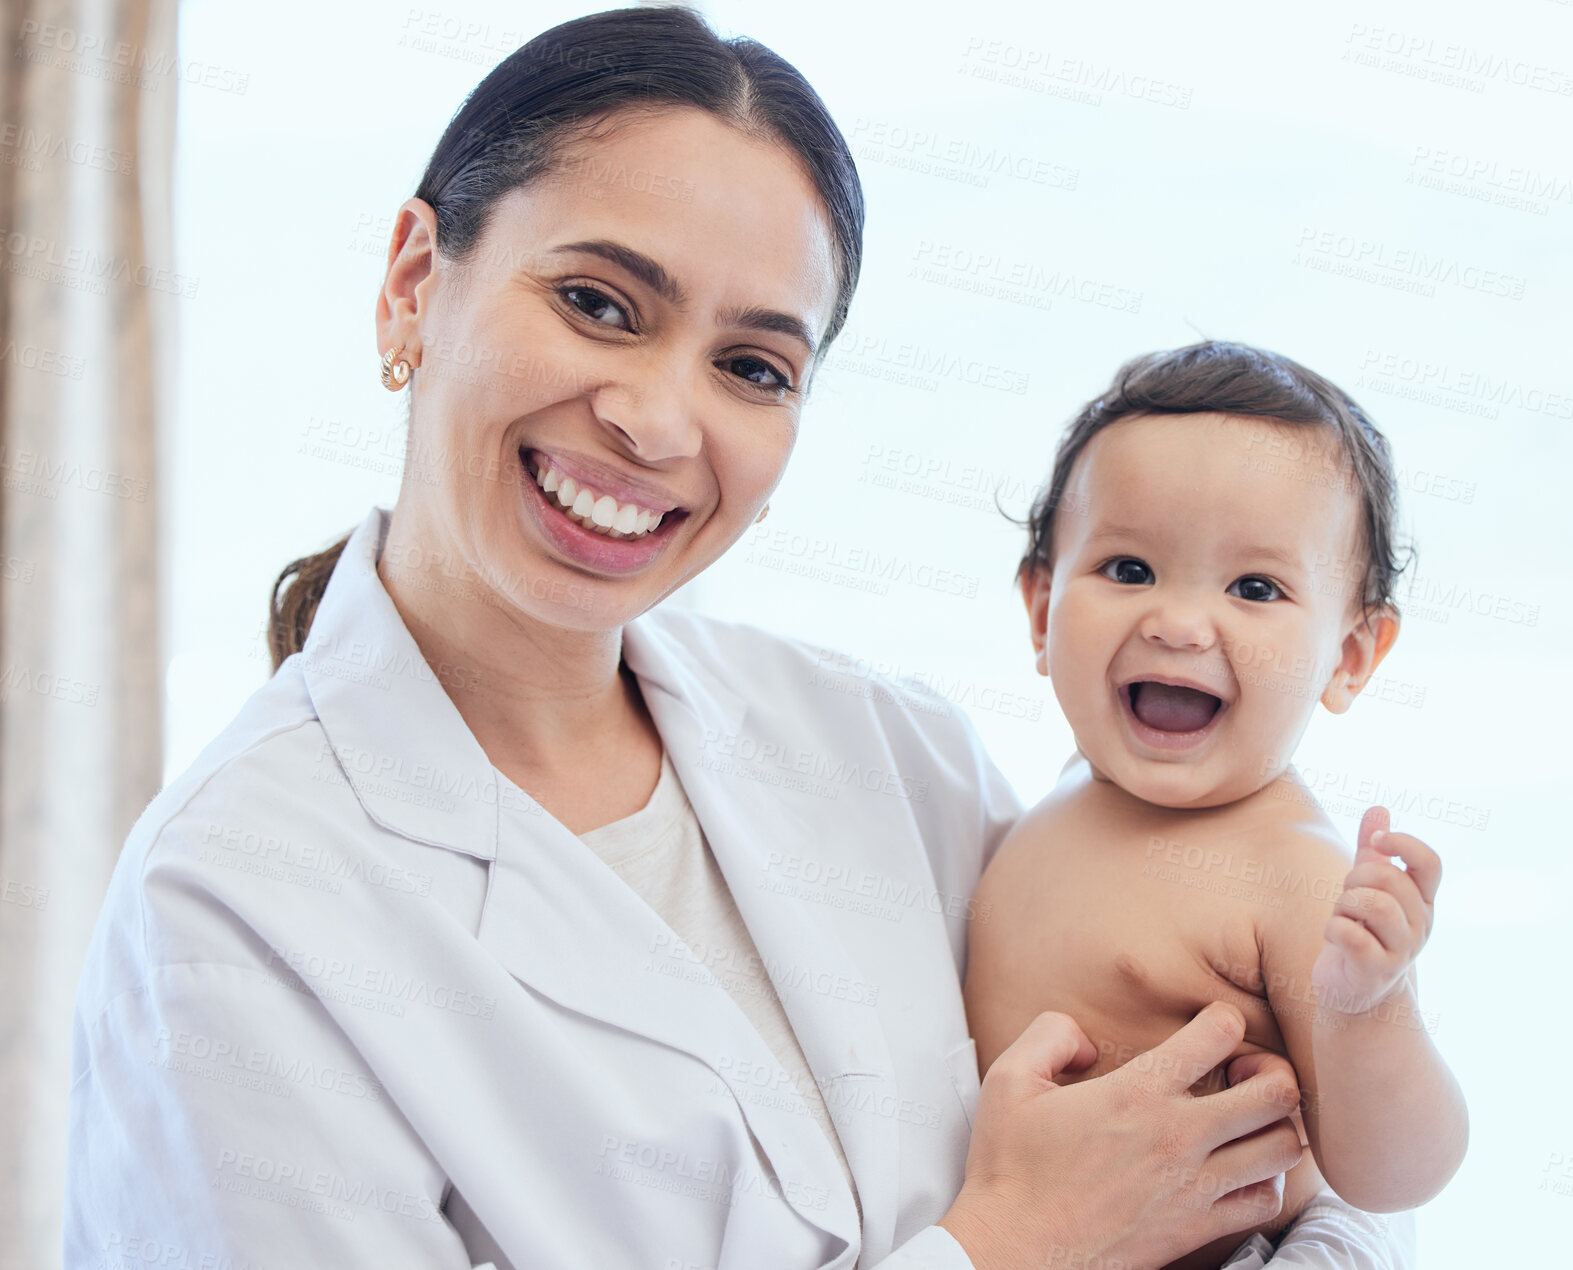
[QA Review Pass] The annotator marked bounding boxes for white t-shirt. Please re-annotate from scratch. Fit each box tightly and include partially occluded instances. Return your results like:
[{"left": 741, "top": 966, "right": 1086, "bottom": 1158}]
[{"left": 578, "top": 748, "right": 863, "bottom": 1228}]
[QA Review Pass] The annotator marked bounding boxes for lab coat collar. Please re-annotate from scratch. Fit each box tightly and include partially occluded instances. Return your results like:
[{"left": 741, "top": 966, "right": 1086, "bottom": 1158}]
[
  {"left": 298, "top": 506, "right": 502, "bottom": 862},
  {"left": 298, "top": 506, "right": 749, "bottom": 865}
]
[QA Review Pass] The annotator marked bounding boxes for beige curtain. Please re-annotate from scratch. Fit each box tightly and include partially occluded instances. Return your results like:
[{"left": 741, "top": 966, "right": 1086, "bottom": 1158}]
[{"left": 0, "top": 0, "right": 175, "bottom": 1263}]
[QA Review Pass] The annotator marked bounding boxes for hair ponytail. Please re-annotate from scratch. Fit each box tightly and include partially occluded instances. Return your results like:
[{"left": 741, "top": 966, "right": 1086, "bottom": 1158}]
[{"left": 267, "top": 533, "right": 351, "bottom": 672}]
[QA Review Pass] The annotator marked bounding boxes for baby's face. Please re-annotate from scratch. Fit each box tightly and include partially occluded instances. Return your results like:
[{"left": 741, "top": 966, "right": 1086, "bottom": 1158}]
[{"left": 1027, "top": 411, "right": 1387, "bottom": 809}]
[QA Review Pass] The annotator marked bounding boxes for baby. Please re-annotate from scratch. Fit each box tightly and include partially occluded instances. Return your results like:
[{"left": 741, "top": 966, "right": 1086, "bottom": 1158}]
[{"left": 963, "top": 341, "right": 1467, "bottom": 1270}]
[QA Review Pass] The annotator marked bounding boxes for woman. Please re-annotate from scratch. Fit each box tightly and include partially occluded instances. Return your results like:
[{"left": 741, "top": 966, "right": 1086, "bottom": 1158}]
[{"left": 64, "top": 8, "right": 1413, "bottom": 1268}]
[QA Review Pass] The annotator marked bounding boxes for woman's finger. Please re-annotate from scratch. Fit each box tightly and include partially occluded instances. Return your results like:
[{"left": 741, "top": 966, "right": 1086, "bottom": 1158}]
[
  {"left": 1199, "top": 1119, "right": 1304, "bottom": 1208},
  {"left": 1224, "top": 1048, "right": 1294, "bottom": 1091},
  {"left": 1196, "top": 1058, "right": 1302, "bottom": 1145},
  {"left": 988, "top": 1009, "right": 1099, "bottom": 1094},
  {"left": 1202, "top": 1175, "right": 1290, "bottom": 1243},
  {"left": 1116, "top": 1001, "right": 1247, "bottom": 1097}
]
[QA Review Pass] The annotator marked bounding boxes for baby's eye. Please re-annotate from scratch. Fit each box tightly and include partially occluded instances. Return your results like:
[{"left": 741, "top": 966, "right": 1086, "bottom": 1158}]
[
  {"left": 560, "top": 285, "right": 631, "bottom": 330},
  {"left": 1101, "top": 558, "right": 1153, "bottom": 586},
  {"left": 1228, "top": 575, "right": 1282, "bottom": 602}
]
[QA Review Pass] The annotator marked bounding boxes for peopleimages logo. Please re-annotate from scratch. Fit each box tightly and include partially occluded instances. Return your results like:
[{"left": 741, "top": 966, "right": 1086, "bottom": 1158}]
[
  {"left": 699, "top": 730, "right": 930, "bottom": 803},
  {"left": 1356, "top": 348, "right": 1573, "bottom": 421},
  {"left": 848, "top": 117, "right": 1079, "bottom": 191},
  {"left": 827, "top": 328, "right": 1031, "bottom": 395},
  {"left": 1292, "top": 226, "right": 1527, "bottom": 300},
  {"left": 911, "top": 240, "right": 1144, "bottom": 314}
]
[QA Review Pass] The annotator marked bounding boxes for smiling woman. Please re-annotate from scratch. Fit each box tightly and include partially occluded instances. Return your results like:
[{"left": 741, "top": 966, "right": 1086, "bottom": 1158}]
[
  {"left": 64, "top": 7, "right": 1412, "bottom": 1270},
  {"left": 376, "top": 110, "right": 836, "bottom": 623}
]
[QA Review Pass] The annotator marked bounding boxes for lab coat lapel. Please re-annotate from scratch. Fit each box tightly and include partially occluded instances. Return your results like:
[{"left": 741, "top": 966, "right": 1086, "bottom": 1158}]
[
  {"left": 625, "top": 617, "right": 905, "bottom": 1264},
  {"left": 473, "top": 680, "right": 863, "bottom": 1260}
]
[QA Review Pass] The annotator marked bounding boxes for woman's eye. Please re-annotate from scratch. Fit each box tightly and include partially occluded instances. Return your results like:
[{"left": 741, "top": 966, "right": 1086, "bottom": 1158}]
[
  {"left": 560, "top": 285, "right": 630, "bottom": 330},
  {"left": 1101, "top": 558, "right": 1153, "bottom": 586},
  {"left": 1228, "top": 575, "right": 1282, "bottom": 602},
  {"left": 721, "top": 354, "right": 793, "bottom": 396}
]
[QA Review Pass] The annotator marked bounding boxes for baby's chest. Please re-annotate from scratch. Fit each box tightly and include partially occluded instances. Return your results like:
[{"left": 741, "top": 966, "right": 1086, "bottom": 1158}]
[{"left": 1033, "top": 874, "right": 1286, "bottom": 1084}]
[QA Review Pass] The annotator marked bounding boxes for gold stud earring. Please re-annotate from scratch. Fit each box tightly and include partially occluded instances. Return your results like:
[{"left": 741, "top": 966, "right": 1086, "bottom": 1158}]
[
  {"left": 380, "top": 344, "right": 413, "bottom": 391},
  {"left": 755, "top": 503, "right": 771, "bottom": 524}
]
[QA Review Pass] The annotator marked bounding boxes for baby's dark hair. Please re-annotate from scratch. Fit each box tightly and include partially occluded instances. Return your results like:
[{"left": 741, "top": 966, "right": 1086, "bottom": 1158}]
[{"left": 1016, "top": 340, "right": 1413, "bottom": 619}]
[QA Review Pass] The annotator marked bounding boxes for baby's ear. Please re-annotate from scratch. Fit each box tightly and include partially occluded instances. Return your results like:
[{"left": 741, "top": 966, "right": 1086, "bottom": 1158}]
[
  {"left": 1321, "top": 606, "right": 1400, "bottom": 714},
  {"left": 1020, "top": 566, "right": 1052, "bottom": 676}
]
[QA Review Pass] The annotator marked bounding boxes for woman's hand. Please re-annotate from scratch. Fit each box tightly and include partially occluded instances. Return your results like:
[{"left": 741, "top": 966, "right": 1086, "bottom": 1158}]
[{"left": 938, "top": 1002, "right": 1304, "bottom": 1270}]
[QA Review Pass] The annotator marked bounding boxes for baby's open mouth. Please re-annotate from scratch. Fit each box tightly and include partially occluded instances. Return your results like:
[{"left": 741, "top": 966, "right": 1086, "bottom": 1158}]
[{"left": 1126, "top": 682, "right": 1223, "bottom": 733}]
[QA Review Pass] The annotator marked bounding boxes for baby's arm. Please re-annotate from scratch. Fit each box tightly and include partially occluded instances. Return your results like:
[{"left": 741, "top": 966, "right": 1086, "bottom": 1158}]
[{"left": 1263, "top": 807, "right": 1467, "bottom": 1212}]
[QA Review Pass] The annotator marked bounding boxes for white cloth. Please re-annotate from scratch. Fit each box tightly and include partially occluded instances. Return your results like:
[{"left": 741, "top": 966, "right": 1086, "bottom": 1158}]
[
  {"left": 1223, "top": 1194, "right": 1415, "bottom": 1269},
  {"left": 63, "top": 504, "right": 1417, "bottom": 1270},
  {"left": 577, "top": 748, "right": 862, "bottom": 1226}
]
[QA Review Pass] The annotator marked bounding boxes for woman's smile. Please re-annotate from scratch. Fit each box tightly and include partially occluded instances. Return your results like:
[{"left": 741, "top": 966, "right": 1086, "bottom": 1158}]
[{"left": 517, "top": 444, "right": 688, "bottom": 576}]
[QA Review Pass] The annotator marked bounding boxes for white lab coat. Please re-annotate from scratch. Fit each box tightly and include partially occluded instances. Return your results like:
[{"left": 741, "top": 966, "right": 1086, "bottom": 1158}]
[{"left": 64, "top": 505, "right": 1415, "bottom": 1270}]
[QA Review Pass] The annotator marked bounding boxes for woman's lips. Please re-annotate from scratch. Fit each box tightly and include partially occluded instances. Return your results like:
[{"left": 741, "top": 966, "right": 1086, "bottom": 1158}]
[
  {"left": 1118, "top": 681, "right": 1227, "bottom": 753},
  {"left": 524, "top": 447, "right": 681, "bottom": 515},
  {"left": 516, "top": 447, "right": 684, "bottom": 576}
]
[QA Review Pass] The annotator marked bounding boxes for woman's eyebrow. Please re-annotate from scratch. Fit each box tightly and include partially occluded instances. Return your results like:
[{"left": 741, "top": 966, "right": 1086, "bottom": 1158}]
[
  {"left": 550, "top": 239, "right": 687, "bottom": 306},
  {"left": 716, "top": 304, "right": 818, "bottom": 360},
  {"left": 549, "top": 239, "right": 818, "bottom": 359}
]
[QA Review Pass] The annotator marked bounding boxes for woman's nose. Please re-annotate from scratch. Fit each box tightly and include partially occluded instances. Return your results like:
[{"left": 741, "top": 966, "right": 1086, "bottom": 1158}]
[
  {"left": 1138, "top": 594, "right": 1217, "bottom": 652},
  {"left": 589, "top": 370, "right": 703, "bottom": 462}
]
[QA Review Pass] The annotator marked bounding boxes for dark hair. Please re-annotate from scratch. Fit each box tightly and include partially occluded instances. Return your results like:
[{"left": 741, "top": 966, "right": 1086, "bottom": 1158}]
[
  {"left": 269, "top": 6, "right": 865, "bottom": 672},
  {"left": 1016, "top": 340, "right": 1413, "bottom": 618}
]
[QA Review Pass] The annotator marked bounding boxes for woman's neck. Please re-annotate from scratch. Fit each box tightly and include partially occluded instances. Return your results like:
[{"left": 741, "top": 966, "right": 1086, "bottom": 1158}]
[{"left": 374, "top": 548, "right": 663, "bottom": 827}]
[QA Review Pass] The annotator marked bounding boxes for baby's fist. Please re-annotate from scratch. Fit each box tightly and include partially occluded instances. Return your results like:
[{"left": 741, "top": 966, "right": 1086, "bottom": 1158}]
[{"left": 1311, "top": 806, "right": 1442, "bottom": 1015}]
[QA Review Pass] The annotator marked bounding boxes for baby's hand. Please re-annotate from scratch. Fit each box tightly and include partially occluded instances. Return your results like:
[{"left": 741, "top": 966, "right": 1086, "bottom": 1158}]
[{"left": 1311, "top": 806, "right": 1442, "bottom": 1015}]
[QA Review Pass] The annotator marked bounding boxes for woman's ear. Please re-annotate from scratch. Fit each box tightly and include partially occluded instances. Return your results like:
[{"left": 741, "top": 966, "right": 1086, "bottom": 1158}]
[
  {"left": 375, "top": 197, "right": 440, "bottom": 359},
  {"left": 1020, "top": 566, "right": 1052, "bottom": 677},
  {"left": 1321, "top": 606, "right": 1400, "bottom": 714}
]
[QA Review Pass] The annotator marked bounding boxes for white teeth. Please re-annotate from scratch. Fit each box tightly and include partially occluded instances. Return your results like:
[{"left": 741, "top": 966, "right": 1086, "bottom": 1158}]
[{"left": 526, "top": 454, "right": 670, "bottom": 541}]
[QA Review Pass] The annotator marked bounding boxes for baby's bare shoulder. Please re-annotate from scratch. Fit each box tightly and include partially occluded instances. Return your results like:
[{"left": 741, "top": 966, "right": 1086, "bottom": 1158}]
[
  {"left": 1231, "top": 780, "right": 1357, "bottom": 892},
  {"left": 979, "top": 760, "right": 1177, "bottom": 906},
  {"left": 985, "top": 760, "right": 1126, "bottom": 862}
]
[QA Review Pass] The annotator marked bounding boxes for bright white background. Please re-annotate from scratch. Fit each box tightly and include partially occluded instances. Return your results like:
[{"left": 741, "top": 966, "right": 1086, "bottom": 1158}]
[{"left": 167, "top": 0, "right": 1571, "bottom": 1260}]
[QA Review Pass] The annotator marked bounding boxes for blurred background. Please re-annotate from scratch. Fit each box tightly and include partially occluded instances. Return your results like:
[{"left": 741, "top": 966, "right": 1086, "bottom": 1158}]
[{"left": 2, "top": 0, "right": 1567, "bottom": 1264}]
